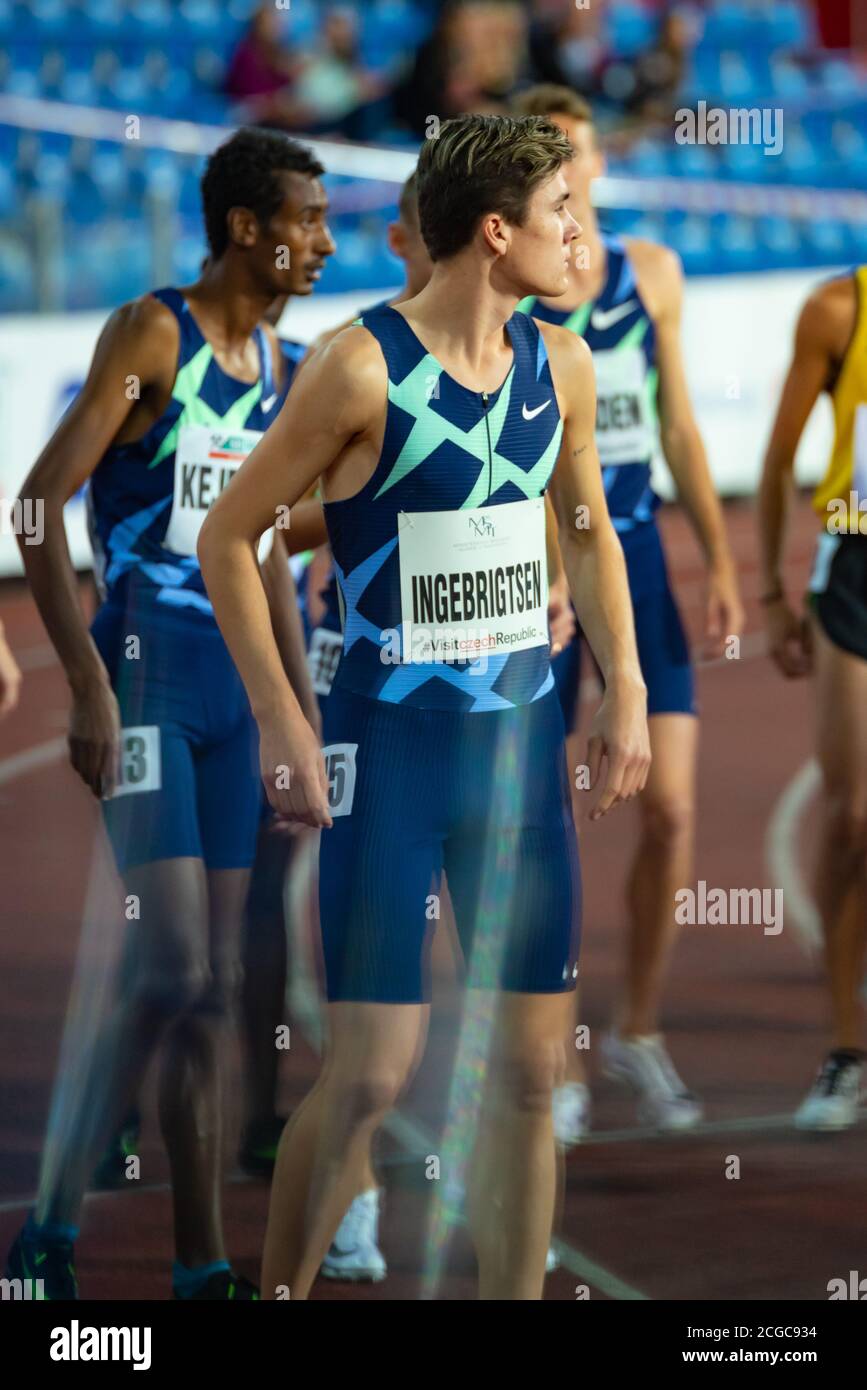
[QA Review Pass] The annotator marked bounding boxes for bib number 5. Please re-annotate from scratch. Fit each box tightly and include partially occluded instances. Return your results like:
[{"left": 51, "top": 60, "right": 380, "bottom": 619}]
[{"left": 322, "top": 743, "right": 357, "bottom": 817}]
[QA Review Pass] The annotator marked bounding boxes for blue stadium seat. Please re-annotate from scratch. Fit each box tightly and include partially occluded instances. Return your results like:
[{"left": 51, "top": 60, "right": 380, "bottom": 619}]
[
  {"left": 767, "top": 0, "right": 812, "bottom": 50},
  {"left": 758, "top": 215, "right": 801, "bottom": 269},
  {"left": 606, "top": 3, "right": 656, "bottom": 59},
  {"left": 0, "top": 238, "right": 35, "bottom": 311}
]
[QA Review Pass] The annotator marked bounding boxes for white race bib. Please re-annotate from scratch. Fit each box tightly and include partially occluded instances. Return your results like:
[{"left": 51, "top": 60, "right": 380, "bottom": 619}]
[
  {"left": 308, "top": 627, "right": 344, "bottom": 697},
  {"left": 853, "top": 403, "right": 867, "bottom": 500},
  {"left": 322, "top": 742, "right": 357, "bottom": 817},
  {"left": 592, "top": 346, "right": 656, "bottom": 467},
  {"left": 164, "top": 424, "right": 269, "bottom": 558},
  {"left": 397, "top": 496, "right": 548, "bottom": 664},
  {"left": 112, "top": 725, "right": 161, "bottom": 798}
]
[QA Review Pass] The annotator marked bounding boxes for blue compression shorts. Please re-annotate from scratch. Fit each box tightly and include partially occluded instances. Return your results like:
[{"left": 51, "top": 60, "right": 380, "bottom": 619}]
[
  {"left": 318, "top": 684, "right": 582, "bottom": 1003},
  {"left": 91, "top": 596, "right": 261, "bottom": 872},
  {"left": 559, "top": 521, "right": 696, "bottom": 721}
]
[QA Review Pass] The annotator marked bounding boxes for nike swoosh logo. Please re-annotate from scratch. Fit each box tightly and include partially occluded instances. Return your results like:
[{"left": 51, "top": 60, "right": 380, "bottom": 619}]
[
  {"left": 590, "top": 300, "right": 639, "bottom": 331},
  {"left": 522, "top": 400, "right": 551, "bottom": 421},
  {"left": 262, "top": 392, "right": 278, "bottom": 412}
]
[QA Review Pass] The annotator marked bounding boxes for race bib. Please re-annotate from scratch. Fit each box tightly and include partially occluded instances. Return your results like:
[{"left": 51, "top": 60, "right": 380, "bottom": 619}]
[
  {"left": 308, "top": 627, "right": 344, "bottom": 697},
  {"left": 592, "top": 346, "right": 656, "bottom": 467},
  {"left": 112, "top": 725, "right": 161, "bottom": 798},
  {"left": 322, "top": 742, "right": 357, "bottom": 817},
  {"left": 164, "top": 424, "right": 268, "bottom": 558},
  {"left": 397, "top": 496, "right": 548, "bottom": 664},
  {"left": 853, "top": 403, "right": 867, "bottom": 500}
]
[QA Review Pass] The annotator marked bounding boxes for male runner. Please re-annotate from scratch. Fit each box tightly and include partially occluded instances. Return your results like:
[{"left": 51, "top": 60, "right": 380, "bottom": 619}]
[
  {"left": 92, "top": 287, "right": 328, "bottom": 1191},
  {"left": 7, "top": 127, "right": 333, "bottom": 1299},
  {"left": 513, "top": 85, "right": 743, "bottom": 1136},
  {"left": 758, "top": 266, "right": 867, "bottom": 1130},
  {"left": 312, "top": 169, "right": 575, "bottom": 1283},
  {"left": 200, "top": 112, "right": 650, "bottom": 1300}
]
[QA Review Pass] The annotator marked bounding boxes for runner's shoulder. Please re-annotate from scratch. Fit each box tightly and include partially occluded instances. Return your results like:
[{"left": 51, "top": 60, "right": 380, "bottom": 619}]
[
  {"left": 293, "top": 323, "right": 387, "bottom": 432},
  {"left": 311, "top": 321, "right": 388, "bottom": 386},
  {"left": 537, "top": 319, "right": 593, "bottom": 374},
  {"left": 95, "top": 293, "right": 180, "bottom": 376},
  {"left": 622, "top": 237, "right": 683, "bottom": 318},
  {"left": 798, "top": 273, "right": 858, "bottom": 357}
]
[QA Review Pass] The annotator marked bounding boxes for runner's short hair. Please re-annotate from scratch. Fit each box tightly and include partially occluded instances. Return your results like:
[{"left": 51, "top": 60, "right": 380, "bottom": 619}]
[
  {"left": 202, "top": 127, "right": 325, "bottom": 258},
  {"left": 398, "top": 169, "right": 419, "bottom": 227},
  {"left": 415, "top": 113, "right": 574, "bottom": 262},
  {"left": 511, "top": 85, "right": 594, "bottom": 126}
]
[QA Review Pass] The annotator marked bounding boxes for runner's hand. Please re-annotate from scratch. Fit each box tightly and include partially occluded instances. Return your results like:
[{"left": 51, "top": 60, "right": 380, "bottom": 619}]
[
  {"left": 68, "top": 675, "right": 121, "bottom": 799},
  {"left": 765, "top": 597, "right": 812, "bottom": 678},
  {"left": 704, "top": 563, "right": 744, "bottom": 660},
  {"left": 0, "top": 631, "right": 22, "bottom": 720},
  {"left": 584, "top": 679, "right": 650, "bottom": 821},
  {"left": 548, "top": 574, "right": 576, "bottom": 657},
  {"left": 259, "top": 709, "right": 333, "bottom": 829}
]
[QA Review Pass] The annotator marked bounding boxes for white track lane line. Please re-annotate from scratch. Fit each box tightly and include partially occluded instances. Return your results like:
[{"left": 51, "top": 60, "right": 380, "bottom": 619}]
[
  {"left": 0, "top": 737, "right": 65, "bottom": 788},
  {"left": 284, "top": 830, "right": 650, "bottom": 1301},
  {"left": 764, "top": 758, "right": 822, "bottom": 953},
  {"left": 2, "top": 649, "right": 795, "bottom": 1302}
]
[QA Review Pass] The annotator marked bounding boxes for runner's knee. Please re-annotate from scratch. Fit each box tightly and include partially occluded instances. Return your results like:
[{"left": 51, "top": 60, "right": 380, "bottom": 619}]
[
  {"left": 330, "top": 1071, "right": 406, "bottom": 1128},
  {"left": 497, "top": 1038, "right": 566, "bottom": 1114},
  {"left": 192, "top": 957, "right": 244, "bottom": 1018},
  {"left": 641, "top": 793, "right": 694, "bottom": 849},
  {"left": 823, "top": 788, "right": 867, "bottom": 856},
  {"left": 131, "top": 961, "right": 211, "bottom": 1022}
]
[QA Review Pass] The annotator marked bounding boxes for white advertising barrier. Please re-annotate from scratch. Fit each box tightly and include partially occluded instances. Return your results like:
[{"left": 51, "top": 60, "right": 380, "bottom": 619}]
[{"left": 0, "top": 275, "right": 836, "bottom": 579}]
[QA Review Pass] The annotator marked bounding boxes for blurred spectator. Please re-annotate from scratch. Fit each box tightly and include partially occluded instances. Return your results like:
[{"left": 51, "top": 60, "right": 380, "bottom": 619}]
[
  {"left": 224, "top": 4, "right": 299, "bottom": 106},
  {"left": 527, "top": 0, "right": 608, "bottom": 98},
  {"left": 226, "top": 4, "right": 386, "bottom": 138},
  {"left": 395, "top": 0, "right": 529, "bottom": 137},
  {"left": 619, "top": 9, "right": 693, "bottom": 126},
  {"left": 290, "top": 6, "right": 387, "bottom": 135}
]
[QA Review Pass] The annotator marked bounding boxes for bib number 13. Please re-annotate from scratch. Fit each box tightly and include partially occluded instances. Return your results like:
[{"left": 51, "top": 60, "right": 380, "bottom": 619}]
[{"left": 112, "top": 726, "right": 162, "bottom": 798}]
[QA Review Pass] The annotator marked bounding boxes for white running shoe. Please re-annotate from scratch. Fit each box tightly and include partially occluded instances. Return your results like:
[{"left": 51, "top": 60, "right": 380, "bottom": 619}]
[
  {"left": 601, "top": 1031, "right": 703, "bottom": 1132},
  {"left": 321, "top": 1189, "right": 387, "bottom": 1283},
  {"left": 794, "top": 1052, "right": 863, "bottom": 1132},
  {"left": 552, "top": 1082, "right": 591, "bottom": 1147}
]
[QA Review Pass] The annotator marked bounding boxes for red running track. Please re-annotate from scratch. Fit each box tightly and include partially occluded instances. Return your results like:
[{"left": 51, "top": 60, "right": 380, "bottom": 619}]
[{"left": 2, "top": 496, "right": 864, "bottom": 1300}]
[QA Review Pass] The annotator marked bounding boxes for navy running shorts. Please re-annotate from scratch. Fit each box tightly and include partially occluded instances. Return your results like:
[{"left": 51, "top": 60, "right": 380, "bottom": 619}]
[
  {"left": 318, "top": 685, "right": 582, "bottom": 1003},
  {"left": 809, "top": 531, "right": 867, "bottom": 661},
  {"left": 91, "top": 598, "right": 261, "bottom": 872},
  {"left": 566, "top": 520, "right": 696, "bottom": 720}
]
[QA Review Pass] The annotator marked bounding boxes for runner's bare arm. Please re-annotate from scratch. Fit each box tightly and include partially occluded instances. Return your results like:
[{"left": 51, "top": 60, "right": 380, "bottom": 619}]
[
  {"left": 17, "top": 297, "right": 176, "bottom": 692},
  {"left": 260, "top": 540, "right": 321, "bottom": 737},
  {"left": 199, "top": 328, "right": 384, "bottom": 823},
  {"left": 759, "top": 280, "right": 851, "bottom": 595},
  {"left": 279, "top": 496, "right": 329, "bottom": 553},
  {"left": 300, "top": 311, "right": 360, "bottom": 367},
  {"left": 544, "top": 324, "right": 650, "bottom": 814},
  {"left": 0, "top": 619, "right": 22, "bottom": 719},
  {"left": 544, "top": 492, "right": 563, "bottom": 582},
  {"left": 17, "top": 296, "right": 178, "bottom": 795},
  {"left": 630, "top": 239, "right": 743, "bottom": 653},
  {"left": 544, "top": 493, "right": 575, "bottom": 654},
  {"left": 758, "top": 278, "right": 853, "bottom": 677}
]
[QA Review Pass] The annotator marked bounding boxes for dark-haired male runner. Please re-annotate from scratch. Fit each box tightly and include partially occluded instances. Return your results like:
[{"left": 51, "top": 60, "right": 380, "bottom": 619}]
[
  {"left": 201, "top": 113, "right": 649, "bottom": 1301},
  {"left": 7, "top": 127, "right": 333, "bottom": 1300}
]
